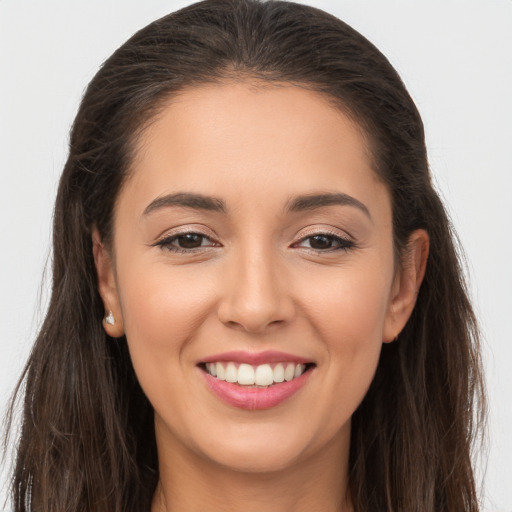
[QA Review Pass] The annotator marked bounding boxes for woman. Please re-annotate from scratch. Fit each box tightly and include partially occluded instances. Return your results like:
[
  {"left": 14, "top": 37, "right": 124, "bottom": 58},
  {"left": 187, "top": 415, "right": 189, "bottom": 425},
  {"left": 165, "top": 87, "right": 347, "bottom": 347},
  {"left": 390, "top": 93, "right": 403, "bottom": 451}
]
[{"left": 5, "top": 0, "right": 485, "bottom": 510}]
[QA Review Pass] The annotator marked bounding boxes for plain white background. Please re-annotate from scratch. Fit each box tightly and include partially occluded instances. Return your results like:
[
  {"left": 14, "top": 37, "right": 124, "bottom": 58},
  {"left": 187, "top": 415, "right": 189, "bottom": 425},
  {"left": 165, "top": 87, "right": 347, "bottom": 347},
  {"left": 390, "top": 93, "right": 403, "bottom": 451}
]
[{"left": 1, "top": 1, "right": 511, "bottom": 510}]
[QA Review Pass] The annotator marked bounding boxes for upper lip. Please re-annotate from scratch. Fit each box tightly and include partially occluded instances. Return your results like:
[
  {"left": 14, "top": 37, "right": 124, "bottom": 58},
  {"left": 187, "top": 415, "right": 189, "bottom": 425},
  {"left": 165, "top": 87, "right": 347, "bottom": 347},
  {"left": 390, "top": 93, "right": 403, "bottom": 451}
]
[{"left": 199, "top": 350, "right": 313, "bottom": 366}]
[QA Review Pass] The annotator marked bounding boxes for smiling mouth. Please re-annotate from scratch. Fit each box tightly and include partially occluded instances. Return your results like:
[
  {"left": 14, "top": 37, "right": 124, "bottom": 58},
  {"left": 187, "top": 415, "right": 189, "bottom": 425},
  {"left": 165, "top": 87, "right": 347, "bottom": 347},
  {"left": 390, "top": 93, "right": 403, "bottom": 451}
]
[{"left": 199, "top": 361, "right": 316, "bottom": 387}]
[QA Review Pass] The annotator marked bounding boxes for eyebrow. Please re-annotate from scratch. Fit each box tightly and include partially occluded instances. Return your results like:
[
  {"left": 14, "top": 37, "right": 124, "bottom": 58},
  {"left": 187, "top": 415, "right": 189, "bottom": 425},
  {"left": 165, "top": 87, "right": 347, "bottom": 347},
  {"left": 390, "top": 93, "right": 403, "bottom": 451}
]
[
  {"left": 142, "top": 192, "right": 226, "bottom": 216},
  {"left": 286, "top": 192, "right": 371, "bottom": 219},
  {"left": 142, "top": 191, "right": 371, "bottom": 220}
]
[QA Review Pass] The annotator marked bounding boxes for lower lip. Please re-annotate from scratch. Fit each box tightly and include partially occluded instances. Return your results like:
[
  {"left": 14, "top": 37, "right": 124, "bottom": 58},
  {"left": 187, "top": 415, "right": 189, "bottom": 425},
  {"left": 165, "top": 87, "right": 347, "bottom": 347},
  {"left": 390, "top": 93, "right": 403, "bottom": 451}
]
[{"left": 201, "top": 368, "right": 313, "bottom": 410}]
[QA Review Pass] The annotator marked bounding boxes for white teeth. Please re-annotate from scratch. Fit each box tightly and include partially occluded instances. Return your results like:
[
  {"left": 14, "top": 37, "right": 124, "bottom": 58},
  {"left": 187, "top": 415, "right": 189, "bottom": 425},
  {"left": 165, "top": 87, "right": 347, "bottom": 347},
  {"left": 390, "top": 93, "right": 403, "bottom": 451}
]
[
  {"left": 207, "top": 362, "right": 217, "bottom": 377},
  {"left": 273, "top": 363, "right": 285, "bottom": 383},
  {"left": 216, "top": 362, "right": 225, "bottom": 381},
  {"left": 254, "top": 364, "right": 274, "bottom": 386},
  {"left": 237, "top": 363, "right": 255, "bottom": 385},
  {"left": 284, "top": 363, "right": 295, "bottom": 381},
  {"left": 205, "top": 361, "right": 309, "bottom": 386},
  {"left": 294, "top": 364, "right": 305, "bottom": 378},
  {"left": 225, "top": 362, "right": 238, "bottom": 383}
]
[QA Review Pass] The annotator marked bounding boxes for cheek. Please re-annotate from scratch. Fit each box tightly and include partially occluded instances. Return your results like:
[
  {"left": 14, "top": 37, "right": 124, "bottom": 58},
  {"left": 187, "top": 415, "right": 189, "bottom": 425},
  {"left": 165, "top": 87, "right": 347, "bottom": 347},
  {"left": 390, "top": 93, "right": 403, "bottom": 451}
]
[
  {"left": 114, "top": 260, "right": 221, "bottom": 438},
  {"left": 115, "top": 255, "right": 218, "bottom": 376},
  {"left": 298, "top": 259, "right": 392, "bottom": 347},
  {"left": 295, "top": 260, "right": 392, "bottom": 420},
  {"left": 120, "top": 253, "right": 212, "bottom": 324}
]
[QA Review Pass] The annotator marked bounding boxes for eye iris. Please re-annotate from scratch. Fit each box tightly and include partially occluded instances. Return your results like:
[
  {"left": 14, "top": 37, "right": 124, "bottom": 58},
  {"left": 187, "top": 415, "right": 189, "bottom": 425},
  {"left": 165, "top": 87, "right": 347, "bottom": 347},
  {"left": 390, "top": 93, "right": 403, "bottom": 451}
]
[
  {"left": 309, "top": 235, "right": 333, "bottom": 250},
  {"left": 177, "top": 233, "right": 203, "bottom": 248}
]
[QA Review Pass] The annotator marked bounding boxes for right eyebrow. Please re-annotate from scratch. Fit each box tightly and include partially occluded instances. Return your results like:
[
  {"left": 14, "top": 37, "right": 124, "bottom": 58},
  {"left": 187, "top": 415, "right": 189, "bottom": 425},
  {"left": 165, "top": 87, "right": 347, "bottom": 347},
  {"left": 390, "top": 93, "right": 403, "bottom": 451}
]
[{"left": 142, "top": 192, "right": 227, "bottom": 217}]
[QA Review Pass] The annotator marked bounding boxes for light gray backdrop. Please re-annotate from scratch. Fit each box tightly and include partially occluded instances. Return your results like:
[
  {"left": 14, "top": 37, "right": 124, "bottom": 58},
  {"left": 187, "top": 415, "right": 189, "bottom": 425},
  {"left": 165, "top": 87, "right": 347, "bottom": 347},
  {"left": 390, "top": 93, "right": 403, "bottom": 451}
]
[{"left": 1, "top": 1, "right": 511, "bottom": 510}]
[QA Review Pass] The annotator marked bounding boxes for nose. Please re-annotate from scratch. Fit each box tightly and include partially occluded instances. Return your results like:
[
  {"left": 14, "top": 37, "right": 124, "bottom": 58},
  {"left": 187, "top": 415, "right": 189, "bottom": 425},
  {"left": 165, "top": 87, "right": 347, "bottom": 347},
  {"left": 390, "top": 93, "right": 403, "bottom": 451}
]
[{"left": 217, "top": 247, "right": 295, "bottom": 333}]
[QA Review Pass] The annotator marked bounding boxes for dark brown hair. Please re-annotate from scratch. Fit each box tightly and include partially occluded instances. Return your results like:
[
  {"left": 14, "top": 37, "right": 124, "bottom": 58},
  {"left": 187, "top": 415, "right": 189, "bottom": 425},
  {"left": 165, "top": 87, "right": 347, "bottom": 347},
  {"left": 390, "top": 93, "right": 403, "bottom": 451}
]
[{"left": 5, "top": 1, "right": 485, "bottom": 510}]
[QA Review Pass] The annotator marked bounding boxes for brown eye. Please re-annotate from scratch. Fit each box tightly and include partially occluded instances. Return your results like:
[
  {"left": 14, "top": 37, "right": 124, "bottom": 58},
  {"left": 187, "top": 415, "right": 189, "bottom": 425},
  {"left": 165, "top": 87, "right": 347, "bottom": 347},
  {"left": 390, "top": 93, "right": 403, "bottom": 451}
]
[
  {"left": 294, "top": 233, "right": 355, "bottom": 252},
  {"left": 154, "top": 232, "right": 218, "bottom": 253},
  {"left": 308, "top": 235, "right": 334, "bottom": 250},
  {"left": 176, "top": 233, "right": 205, "bottom": 249}
]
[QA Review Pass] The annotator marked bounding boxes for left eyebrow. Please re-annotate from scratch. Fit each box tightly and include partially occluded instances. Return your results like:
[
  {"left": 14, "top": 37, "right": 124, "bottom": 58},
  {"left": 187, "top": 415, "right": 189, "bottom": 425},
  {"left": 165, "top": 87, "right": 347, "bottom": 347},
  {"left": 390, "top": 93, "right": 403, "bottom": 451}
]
[
  {"left": 142, "top": 192, "right": 227, "bottom": 217},
  {"left": 285, "top": 192, "right": 372, "bottom": 220}
]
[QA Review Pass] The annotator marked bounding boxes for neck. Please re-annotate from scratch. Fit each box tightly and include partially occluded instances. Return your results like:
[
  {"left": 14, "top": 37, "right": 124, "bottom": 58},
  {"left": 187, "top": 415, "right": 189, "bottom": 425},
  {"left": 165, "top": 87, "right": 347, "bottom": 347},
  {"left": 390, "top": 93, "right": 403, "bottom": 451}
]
[{"left": 151, "top": 425, "right": 353, "bottom": 512}]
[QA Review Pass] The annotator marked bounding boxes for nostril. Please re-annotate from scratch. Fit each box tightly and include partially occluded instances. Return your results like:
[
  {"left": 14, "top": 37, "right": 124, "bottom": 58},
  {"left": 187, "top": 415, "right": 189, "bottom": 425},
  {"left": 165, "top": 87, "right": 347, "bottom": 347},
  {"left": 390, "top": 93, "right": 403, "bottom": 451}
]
[{"left": 216, "top": 267, "right": 296, "bottom": 332}]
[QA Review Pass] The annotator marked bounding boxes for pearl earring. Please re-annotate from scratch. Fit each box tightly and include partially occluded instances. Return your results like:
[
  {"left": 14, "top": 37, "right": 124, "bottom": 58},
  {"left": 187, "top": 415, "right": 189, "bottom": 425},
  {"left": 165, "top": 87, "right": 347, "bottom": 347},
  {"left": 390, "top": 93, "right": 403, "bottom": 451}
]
[{"left": 104, "top": 310, "right": 115, "bottom": 326}]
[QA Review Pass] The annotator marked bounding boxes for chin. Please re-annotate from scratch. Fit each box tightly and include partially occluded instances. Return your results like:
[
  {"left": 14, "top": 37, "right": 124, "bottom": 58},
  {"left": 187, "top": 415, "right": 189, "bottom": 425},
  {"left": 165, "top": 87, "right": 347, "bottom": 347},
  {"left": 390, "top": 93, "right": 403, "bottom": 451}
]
[
  {"left": 202, "top": 438, "right": 307, "bottom": 474},
  {"left": 187, "top": 416, "right": 349, "bottom": 475}
]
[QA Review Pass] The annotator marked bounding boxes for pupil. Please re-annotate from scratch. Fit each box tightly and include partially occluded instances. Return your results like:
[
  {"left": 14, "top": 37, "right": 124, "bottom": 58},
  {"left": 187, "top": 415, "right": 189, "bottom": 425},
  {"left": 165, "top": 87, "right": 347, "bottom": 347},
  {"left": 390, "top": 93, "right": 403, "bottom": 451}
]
[
  {"left": 310, "top": 235, "right": 332, "bottom": 249},
  {"left": 178, "top": 234, "right": 203, "bottom": 248}
]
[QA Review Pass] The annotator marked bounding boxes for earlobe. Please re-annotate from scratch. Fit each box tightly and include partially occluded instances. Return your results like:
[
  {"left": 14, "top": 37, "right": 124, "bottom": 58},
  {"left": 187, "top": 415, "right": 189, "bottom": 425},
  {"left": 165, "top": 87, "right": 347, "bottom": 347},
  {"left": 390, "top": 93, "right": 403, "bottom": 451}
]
[
  {"left": 383, "top": 229, "right": 429, "bottom": 343},
  {"left": 92, "top": 227, "right": 125, "bottom": 338}
]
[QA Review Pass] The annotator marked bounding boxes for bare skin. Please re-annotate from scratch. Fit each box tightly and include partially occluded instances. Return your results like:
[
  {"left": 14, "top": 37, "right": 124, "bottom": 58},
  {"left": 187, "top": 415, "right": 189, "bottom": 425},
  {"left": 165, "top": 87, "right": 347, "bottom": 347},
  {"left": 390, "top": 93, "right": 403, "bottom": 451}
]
[{"left": 93, "top": 81, "right": 428, "bottom": 512}]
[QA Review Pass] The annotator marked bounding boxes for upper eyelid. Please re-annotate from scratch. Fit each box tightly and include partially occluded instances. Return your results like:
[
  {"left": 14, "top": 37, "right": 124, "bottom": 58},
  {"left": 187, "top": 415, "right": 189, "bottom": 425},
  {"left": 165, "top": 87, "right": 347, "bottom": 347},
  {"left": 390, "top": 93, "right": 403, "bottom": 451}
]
[
  {"left": 152, "top": 233, "right": 220, "bottom": 254},
  {"left": 154, "top": 233, "right": 219, "bottom": 248},
  {"left": 294, "top": 225, "right": 354, "bottom": 242},
  {"left": 159, "top": 232, "right": 214, "bottom": 242},
  {"left": 153, "top": 225, "right": 219, "bottom": 243},
  {"left": 151, "top": 224, "right": 354, "bottom": 246},
  {"left": 293, "top": 233, "right": 353, "bottom": 246},
  {"left": 291, "top": 234, "right": 356, "bottom": 255}
]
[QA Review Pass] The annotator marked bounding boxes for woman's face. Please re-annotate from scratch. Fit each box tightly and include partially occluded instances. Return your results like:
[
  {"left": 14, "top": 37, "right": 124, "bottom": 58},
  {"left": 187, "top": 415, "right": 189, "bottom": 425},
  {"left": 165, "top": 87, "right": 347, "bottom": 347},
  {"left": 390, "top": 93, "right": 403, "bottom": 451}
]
[{"left": 96, "top": 82, "right": 422, "bottom": 474}]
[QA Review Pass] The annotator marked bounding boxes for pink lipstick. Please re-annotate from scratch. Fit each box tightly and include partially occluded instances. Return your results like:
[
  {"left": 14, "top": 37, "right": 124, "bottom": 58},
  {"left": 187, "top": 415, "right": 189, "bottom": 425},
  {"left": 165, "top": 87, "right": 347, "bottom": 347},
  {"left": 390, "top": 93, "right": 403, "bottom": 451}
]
[{"left": 198, "top": 351, "right": 314, "bottom": 410}]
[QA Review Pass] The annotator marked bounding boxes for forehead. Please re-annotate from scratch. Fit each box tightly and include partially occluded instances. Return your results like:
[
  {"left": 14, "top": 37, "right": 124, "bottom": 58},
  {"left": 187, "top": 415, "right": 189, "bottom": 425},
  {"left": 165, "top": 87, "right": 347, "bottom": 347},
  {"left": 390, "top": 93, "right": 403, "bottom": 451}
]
[
  {"left": 133, "top": 81, "right": 371, "bottom": 165},
  {"left": 122, "top": 81, "right": 388, "bottom": 218}
]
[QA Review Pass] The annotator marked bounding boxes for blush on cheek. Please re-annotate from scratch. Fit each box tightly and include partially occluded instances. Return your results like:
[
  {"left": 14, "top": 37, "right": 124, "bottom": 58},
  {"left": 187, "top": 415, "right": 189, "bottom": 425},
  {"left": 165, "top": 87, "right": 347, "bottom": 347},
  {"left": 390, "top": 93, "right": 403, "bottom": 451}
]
[{"left": 121, "top": 266, "right": 213, "bottom": 341}]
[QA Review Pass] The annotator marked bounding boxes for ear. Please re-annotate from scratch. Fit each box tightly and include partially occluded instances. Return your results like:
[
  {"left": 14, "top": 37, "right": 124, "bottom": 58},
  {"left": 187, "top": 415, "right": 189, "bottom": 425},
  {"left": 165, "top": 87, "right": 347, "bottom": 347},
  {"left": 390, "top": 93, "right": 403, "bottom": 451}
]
[
  {"left": 382, "top": 229, "right": 429, "bottom": 343},
  {"left": 92, "top": 226, "right": 125, "bottom": 338}
]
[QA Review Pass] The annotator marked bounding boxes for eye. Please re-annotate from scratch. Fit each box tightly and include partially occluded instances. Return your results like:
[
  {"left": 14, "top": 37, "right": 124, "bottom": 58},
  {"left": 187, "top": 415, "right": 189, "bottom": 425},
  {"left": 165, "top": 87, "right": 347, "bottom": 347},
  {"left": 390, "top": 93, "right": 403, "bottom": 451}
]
[
  {"left": 173, "top": 233, "right": 209, "bottom": 249},
  {"left": 154, "top": 232, "right": 218, "bottom": 252},
  {"left": 294, "top": 233, "right": 354, "bottom": 252}
]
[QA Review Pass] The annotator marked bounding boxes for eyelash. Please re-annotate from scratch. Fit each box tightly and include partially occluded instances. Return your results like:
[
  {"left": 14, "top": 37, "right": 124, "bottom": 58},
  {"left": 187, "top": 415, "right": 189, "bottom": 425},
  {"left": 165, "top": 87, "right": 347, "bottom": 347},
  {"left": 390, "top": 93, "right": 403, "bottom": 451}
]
[
  {"left": 153, "top": 232, "right": 219, "bottom": 254},
  {"left": 154, "top": 231, "right": 354, "bottom": 254},
  {"left": 293, "top": 232, "right": 355, "bottom": 253}
]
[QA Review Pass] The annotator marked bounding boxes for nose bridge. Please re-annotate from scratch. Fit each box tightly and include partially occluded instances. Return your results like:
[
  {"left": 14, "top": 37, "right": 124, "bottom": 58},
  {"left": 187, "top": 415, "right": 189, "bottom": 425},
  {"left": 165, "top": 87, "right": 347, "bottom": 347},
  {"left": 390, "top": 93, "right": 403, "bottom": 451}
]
[{"left": 218, "top": 239, "right": 293, "bottom": 332}]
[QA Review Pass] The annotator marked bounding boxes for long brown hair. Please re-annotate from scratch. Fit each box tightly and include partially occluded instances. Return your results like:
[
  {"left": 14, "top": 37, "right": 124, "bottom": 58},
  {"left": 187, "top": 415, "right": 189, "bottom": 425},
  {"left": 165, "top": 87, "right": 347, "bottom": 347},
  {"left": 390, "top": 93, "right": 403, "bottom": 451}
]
[{"left": 5, "top": 1, "right": 485, "bottom": 510}]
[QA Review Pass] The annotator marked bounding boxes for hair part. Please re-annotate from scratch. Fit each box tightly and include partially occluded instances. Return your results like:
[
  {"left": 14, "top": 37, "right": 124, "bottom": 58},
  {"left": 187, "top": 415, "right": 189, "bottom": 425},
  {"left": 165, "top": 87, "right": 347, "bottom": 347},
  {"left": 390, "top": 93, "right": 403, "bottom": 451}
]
[{"left": 6, "top": 1, "right": 485, "bottom": 511}]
